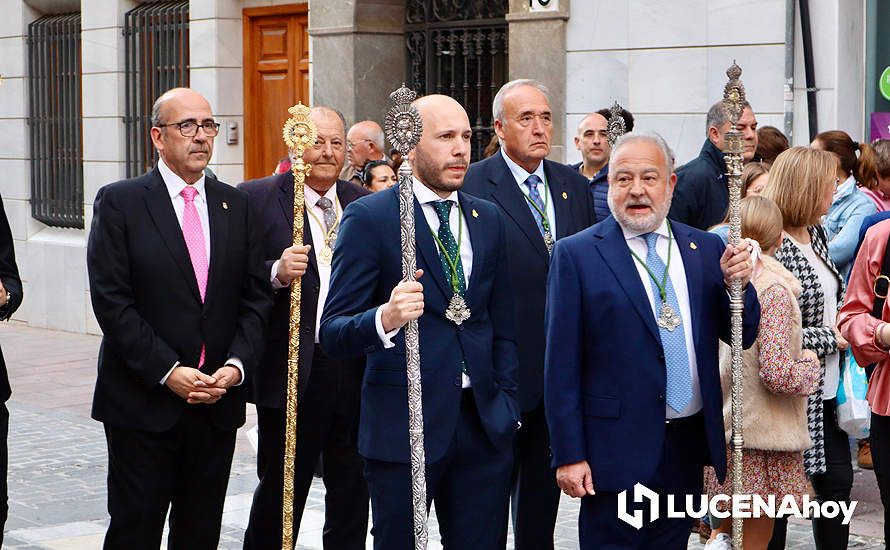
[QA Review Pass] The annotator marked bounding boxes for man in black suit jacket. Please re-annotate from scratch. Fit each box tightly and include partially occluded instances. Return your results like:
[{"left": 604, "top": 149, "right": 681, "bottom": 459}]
[
  {"left": 0, "top": 194, "right": 22, "bottom": 547},
  {"left": 462, "top": 79, "right": 595, "bottom": 550},
  {"left": 87, "top": 88, "right": 270, "bottom": 550},
  {"left": 241, "top": 106, "right": 370, "bottom": 549}
]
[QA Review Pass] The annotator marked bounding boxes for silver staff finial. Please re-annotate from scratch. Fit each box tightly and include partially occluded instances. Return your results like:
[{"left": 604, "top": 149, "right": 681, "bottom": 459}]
[
  {"left": 606, "top": 101, "right": 627, "bottom": 147},
  {"left": 385, "top": 84, "right": 423, "bottom": 156}
]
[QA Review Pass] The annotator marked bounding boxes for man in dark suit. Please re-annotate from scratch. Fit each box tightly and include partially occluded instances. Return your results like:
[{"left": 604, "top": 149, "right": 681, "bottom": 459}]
[
  {"left": 0, "top": 194, "right": 22, "bottom": 546},
  {"left": 241, "top": 106, "right": 370, "bottom": 549},
  {"left": 462, "top": 78, "right": 594, "bottom": 550},
  {"left": 320, "top": 94, "right": 520, "bottom": 550},
  {"left": 545, "top": 132, "right": 760, "bottom": 549},
  {"left": 87, "top": 88, "right": 270, "bottom": 550}
]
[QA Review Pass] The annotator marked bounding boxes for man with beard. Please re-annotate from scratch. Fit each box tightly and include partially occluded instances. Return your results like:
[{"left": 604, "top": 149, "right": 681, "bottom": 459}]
[
  {"left": 669, "top": 100, "right": 758, "bottom": 230},
  {"left": 321, "top": 94, "right": 520, "bottom": 549},
  {"left": 544, "top": 132, "right": 760, "bottom": 549},
  {"left": 87, "top": 88, "right": 270, "bottom": 549},
  {"left": 463, "top": 79, "right": 593, "bottom": 549},
  {"left": 240, "top": 106, "right": 370, "bottom": 549}
]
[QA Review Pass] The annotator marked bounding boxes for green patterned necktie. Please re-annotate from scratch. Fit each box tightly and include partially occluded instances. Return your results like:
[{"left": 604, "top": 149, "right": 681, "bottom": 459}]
[{"left": 431, "top": 200, "right": 466, "bottom": 295}]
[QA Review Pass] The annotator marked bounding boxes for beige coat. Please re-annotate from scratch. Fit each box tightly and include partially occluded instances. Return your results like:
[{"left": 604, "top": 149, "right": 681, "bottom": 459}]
[{"left": 718, "top": 255, "right": 815, "bottom": 452}]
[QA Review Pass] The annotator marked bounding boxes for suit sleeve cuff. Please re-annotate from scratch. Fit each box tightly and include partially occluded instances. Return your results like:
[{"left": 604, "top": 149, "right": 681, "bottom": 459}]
[
  {"left": 374, "top": 306, "right": 399, "bottom": 349},
  {"left": 160, "top": 361, "right": 179, "bottom": 385},
  {"left": 271, "top": 260, "right": 288, "bottom": 290},
  {"left": 225, "top": 357, "right": 245, "bottom": 386}
]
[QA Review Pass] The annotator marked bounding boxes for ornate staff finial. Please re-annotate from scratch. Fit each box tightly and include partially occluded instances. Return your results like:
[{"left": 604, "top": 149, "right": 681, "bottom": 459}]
[
  {"left": 606, "top": 100, "right": 627, "bottom": 147},
  {"left": 385, "top": 84, "right": 423, "bottom": 156},
  {"left": 722, "top": 61, "right": 746, "bottom": 128},
  {"left": 282, "top": 103, "right": 317, "bottom": 178}
]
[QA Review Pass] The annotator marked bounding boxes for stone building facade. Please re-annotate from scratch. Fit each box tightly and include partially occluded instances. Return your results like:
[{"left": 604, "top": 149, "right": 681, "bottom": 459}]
[{"left": 0, "top": 0, "right": 884, "bottom": 333}]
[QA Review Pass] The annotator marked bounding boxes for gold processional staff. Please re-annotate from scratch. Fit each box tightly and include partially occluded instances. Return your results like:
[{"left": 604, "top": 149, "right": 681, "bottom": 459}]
[{"left": 280, "top": 103, "right": 317, "bottom": 550}]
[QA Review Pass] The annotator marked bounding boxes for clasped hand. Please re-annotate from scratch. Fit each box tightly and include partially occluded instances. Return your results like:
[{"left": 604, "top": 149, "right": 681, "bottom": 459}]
[
  {"left": 165, "top": 365, "right": 241, "bottom": 405},
  {"left": 720, "top": 240, "right": 753, "bottom": 288}
]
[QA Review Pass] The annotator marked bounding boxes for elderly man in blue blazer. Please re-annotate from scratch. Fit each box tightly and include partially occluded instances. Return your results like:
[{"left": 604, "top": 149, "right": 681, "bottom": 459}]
[
  {"left": 545, "top": 132, "right": 761, "bottom": 549},
  {"left": 320, "top": 94, "right": 520, "bottom": 550}
]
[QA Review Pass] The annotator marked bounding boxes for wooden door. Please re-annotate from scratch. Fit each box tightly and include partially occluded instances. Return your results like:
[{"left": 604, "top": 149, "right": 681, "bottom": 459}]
[{"left": 243, "top": 4, "right": 309, "bottom": 180}]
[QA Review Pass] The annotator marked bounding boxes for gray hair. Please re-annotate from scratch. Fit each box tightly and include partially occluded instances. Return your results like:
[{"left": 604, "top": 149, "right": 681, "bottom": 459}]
[
  {"left": 492, "top": 79, "right": 551, "bottom": 124},
  {"left": 609, "top": 131, "right": 676, "bottom": 176},
  {"left": 369, "top": 125, "right": 384, "bottom": 151},
  {"left": 706, "top": 99, "right": 752, "bottom": 136}
]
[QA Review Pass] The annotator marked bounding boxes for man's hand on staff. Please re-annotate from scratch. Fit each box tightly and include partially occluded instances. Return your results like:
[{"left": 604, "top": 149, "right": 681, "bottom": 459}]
[
  {"left": 165, "top": 366, "right": 226, "bottom": 404},
  {"left": 720, "top": 241, "right": 753, "bottom": 288},
  {"left": 380, "top": 269, "right": 425, "bottom": 333},
  {"left": 276, "top": 244, "right": 312, "bottom": 285},
  {"left": 556, "top": 461, "right": 595, "bottom": 498}
]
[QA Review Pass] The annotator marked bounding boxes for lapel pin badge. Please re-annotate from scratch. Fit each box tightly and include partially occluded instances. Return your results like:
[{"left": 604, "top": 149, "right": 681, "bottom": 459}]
[
  {"left": 690, "top": 242, "right": 697, "bottom": 250},
  {"left": 471, "top": 209, "right": 478, "bottom": 218},
  {"left": 562, "top": 192, "right": 568, "bottom": 200},
  {"left": 222, "top": 201, "right": 228, "bottom": 210}
]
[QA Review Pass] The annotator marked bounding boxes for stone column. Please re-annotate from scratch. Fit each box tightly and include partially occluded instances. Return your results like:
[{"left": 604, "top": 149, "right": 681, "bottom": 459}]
[
  {"left": 309, "top": 0, "right": 406, "bottom": 126},
  {"left": 507, "top": 0, "right": 570, "bottom": 162}
]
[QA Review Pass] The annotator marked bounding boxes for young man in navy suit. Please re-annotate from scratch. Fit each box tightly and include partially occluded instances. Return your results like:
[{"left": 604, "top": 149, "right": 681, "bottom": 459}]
[
  {"left": 320, "top": 94, "right": 520, "bottom": 550},
  {"left": 240, "top": 106, "right": 370, "bottom": 549},
  {"left": 545, "top": 132, "right": 761, "bottom": 549},
  {"left": 463, "top": 79, "right": 594, "bottom": 550}
]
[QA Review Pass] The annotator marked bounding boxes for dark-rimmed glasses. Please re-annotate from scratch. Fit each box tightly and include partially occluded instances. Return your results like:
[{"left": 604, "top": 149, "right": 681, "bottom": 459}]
[{"left": 156, "top": 120, "right": 220, "bottom": 138}]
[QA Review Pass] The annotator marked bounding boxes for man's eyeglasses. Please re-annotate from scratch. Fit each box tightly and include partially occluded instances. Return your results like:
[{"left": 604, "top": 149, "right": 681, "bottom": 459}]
[
  {"left": 346, "top": 138, "right": 373, "bottom": 150},
  {"left": 156, "top": 120, "right": 220, "bottom": 138}
]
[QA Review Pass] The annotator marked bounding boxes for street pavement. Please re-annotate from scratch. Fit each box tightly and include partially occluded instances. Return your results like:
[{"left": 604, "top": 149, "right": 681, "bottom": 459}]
[{"left": 0, "top": 323, "right": 884, "bottom": 549}]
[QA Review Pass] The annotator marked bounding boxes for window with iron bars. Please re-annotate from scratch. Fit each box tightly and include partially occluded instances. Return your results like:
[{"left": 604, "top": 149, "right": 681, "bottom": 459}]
[
  {"left": 27, "top": 12, "right": 84, "bottom": 229},
  {"left": 123, "top": 1, "right": 189, "bottom": 178}
]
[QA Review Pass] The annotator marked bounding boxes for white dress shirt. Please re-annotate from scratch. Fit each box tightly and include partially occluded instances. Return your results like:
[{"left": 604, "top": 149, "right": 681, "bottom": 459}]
[
  {"left": 500, "top": 148, "right": 557, "bottom": 237},
  {"left": 156, "top": 158, "right": 243, "bottom": 385},
  {"left": 374, "top": 177, "right": 474, "bottom": 387},
  {"left": 621, "top": 219, "right": 702, "bottom": 418},
  {"left": 305, "top": 185, "right": 338, "bottom": 343}
]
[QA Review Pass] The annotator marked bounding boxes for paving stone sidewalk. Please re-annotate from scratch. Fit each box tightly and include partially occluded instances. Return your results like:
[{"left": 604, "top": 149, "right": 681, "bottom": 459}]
[{"left": 0, "top": 323, "right": 884, "bottom": 548}]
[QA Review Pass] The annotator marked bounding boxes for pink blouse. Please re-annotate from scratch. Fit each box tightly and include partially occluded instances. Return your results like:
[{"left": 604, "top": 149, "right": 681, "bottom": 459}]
[
  {"left": 838, "top": 219, "right": 890, "bottom": 415},
  {"left": 758, "top": 285, "right": 821, "bottom": 395},
  {"left": 862, "top": 188, "right": 890, "bottom": 212}
]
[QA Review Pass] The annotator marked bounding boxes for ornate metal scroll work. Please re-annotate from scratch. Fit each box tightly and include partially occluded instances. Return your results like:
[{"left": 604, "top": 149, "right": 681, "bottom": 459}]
[
  {"left": 722, "top": 61, "right": 747, "bottom": 550},
  {"left": 606, "top": 101, "right": 627, "bottom": 147},
  {"left": 385, "top": 84, "right": 429, "bottom": 550},
  {"left": 281, "top": 102, "right": 317, "bottom": 550}
]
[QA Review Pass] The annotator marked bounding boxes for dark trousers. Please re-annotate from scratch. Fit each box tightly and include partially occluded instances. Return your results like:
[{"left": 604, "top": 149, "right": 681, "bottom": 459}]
[
  {"left": 244, "top": 347, "right": 368, "bottom": 550},
  {"left": 0, "top": 403, "right": 8, "bottom": 548},
  {"left": 364, "top": 390, "right": 513, "bottom": 550},
  {"left": 809, "top": 398, "right": 854, "bottom": 549},
  {"left": 103, "top": 406, "right": 236, "bottom": 550},
  {"left": 511, "top": 401, "right": 560, "bottom": 550},
  {"left": 579, "top": 414, "right": 706, "bottom": 550},
  {"left": 870, "top": 411, "right": 890, "bottom": 544}
]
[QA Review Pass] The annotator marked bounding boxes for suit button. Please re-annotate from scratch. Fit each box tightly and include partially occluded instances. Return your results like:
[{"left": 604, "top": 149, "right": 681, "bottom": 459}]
[
  {"left": 201, "top": 314, "right": 207, "bottom": 320},
  {"left": 658, "top": 353, "right": 665, "bottom": 361},
  {"left": 314, "top": 285, "right": 320, "bottom": 292},
  {"left": 657, "top": 394, "right": 665, "bottom": 403},
  {"left": 302, "top": 326, "right": 312, "bottom": 334},
  {"left": 456, "top": 325, "right": 464, "bottom": 332},
  {"left": 453, "top": 376, "right": 462, "bottom": 387}
]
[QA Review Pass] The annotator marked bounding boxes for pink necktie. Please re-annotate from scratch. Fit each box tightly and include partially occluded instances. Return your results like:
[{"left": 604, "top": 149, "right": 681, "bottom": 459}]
[{"left": 181, "top": 185, "right": 208, "bottom": 367}]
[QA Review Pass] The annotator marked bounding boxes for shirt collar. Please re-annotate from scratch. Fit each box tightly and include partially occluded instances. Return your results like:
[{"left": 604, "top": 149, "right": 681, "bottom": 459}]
[
  {"left": 619, "top": 217, "right": 670, "bottom": 242},
  {"left": 412, "top": 177, "right": 459, "bottom": 205},
  {"left": 158, "top": 157, "right": 206, "bottom": 201},
  {"left": 833, "top": 174, "right": 857, "bottom": 203},
  {"left": 500, "top": 147, "right": 546, "bottom": 186},
  {"left": 304, "top": 182, "right": 338, "bottom": 207}
]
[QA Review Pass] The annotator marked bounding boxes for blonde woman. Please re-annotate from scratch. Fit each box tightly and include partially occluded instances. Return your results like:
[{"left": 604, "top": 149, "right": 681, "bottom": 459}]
[{"left": 760, "top": 146, "right": 850, "bottom": 549}]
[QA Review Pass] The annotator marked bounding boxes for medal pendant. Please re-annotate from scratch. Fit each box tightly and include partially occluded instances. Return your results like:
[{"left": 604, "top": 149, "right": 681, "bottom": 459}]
[
  {"left": 657, "top": 302, "right": 682, "bottom": 331},
  {"left": 318, "top": 245, "right": 333, "bottom": 266},
  {"left": 445, "top": 294, "right": 471, "bottom": 325},
  {"left": 544, "top": 231, "right": 554, "bottom": 255}
]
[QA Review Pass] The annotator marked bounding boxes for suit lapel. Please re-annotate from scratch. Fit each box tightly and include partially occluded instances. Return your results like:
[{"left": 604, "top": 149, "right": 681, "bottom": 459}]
[
  {"left": 594, "top": 219, "right": 660, "bottom": 342},
  {"left": 544, "top": 160, "right": 573, "bottom": 239},
  {"left": 278, "top": 173, "right": 319, "bottom": 278},
  {"left": 414, "top": 199, "right": 452, "bottom": 303},
  {"left": 142, "top": 170, "right": 201, "bottom": 302},
  {"left": 203, "top": 180, "right": 229, "bottom": 311},
  {"left": 672, "top": 223, "right": 704, "bottom": 346},
  {"left": 487, "top": 156, "right": 549, "bottom": 261}
]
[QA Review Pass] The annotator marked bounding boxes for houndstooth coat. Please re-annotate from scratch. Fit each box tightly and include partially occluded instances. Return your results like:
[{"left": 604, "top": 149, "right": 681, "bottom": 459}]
[{"left": 774, "top": 225, "right": 844, "bottom": 476}]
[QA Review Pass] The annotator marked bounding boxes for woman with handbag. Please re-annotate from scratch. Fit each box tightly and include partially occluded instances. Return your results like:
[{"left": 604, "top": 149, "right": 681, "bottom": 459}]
[
  {"left": 838, "top": 213, "right": 890, "bottom": 545},
  {"left": 704, "top": 196, "right": 820, "bottom": 550},
  {"left": 760, "top": 146, "right": 850, "bottom": 549}
]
